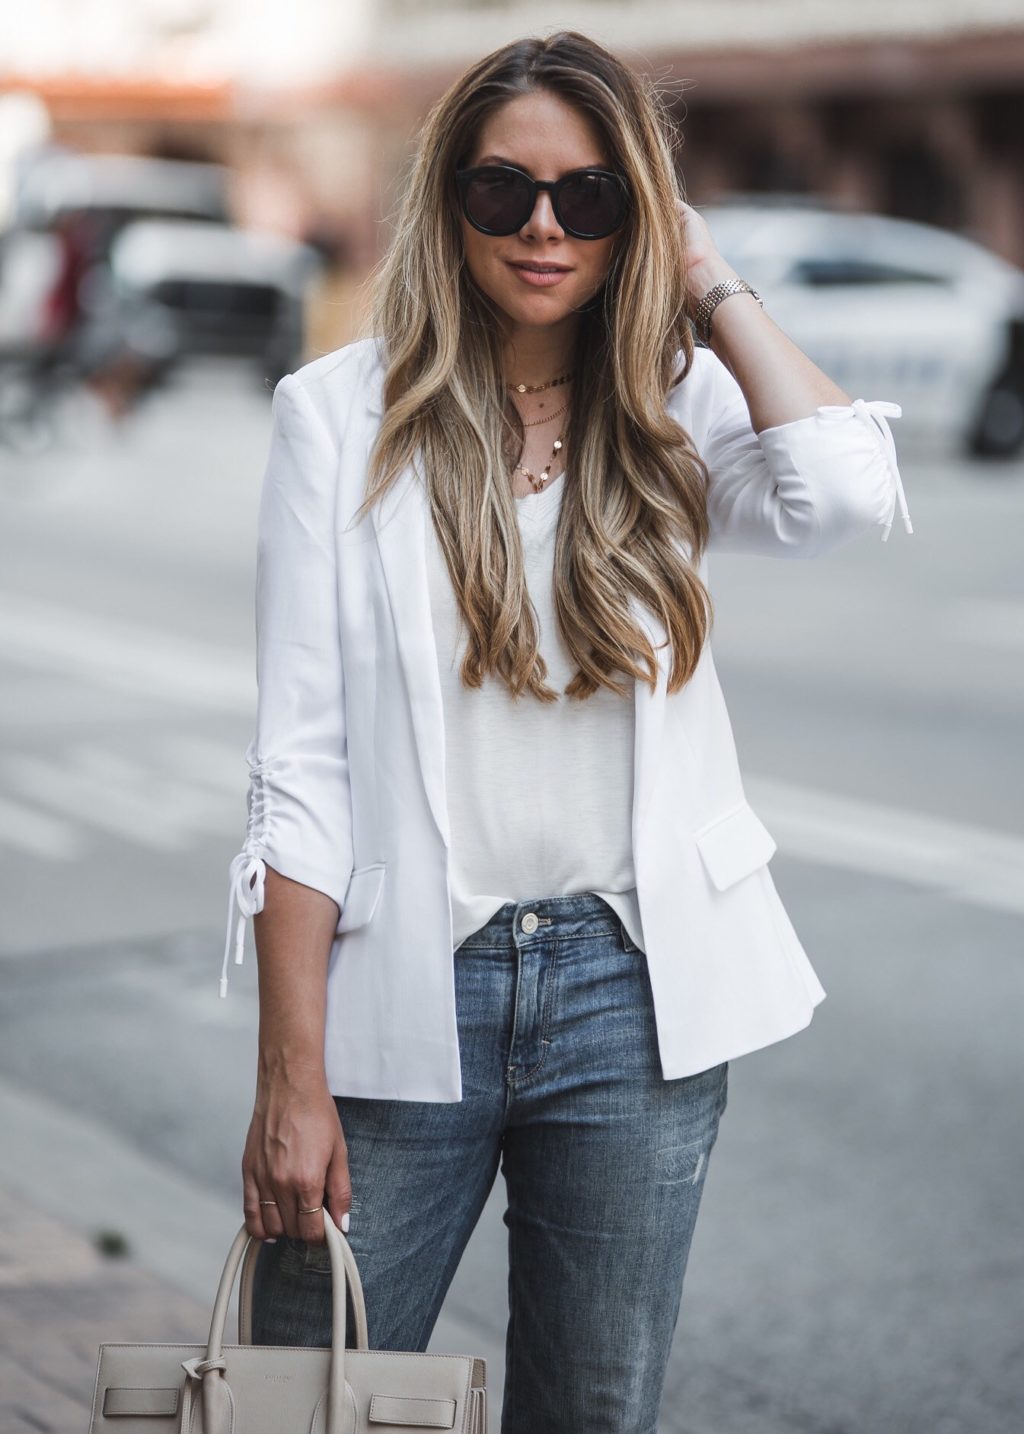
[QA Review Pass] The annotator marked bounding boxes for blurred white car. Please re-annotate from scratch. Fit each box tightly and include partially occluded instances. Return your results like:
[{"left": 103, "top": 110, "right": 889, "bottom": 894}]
[
  {"left": 698, "top": 195, "right": 1024, "bottom": 458},
  {"left": 106, "top": 218, "right": 321, "bottom": 382},
  {"left": 0, "top": 151, "right": 320, "bottom": 384},
  {"left": 13, "top": 150, "right": 230, "bottom": 229},
  {"left": 0, "top": 151, "right": 232, "bottom": 360}
]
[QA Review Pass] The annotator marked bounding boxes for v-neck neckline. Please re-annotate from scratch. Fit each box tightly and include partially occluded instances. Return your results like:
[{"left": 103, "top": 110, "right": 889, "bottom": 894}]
[{"left": 514, "top": 470, "right": 564, "bottom": 524}]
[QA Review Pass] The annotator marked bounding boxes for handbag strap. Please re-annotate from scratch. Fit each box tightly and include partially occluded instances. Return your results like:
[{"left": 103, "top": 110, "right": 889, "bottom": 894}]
[
  {"left": 192, "top": 1207, "right": 358, "bottom": 1434},
  {"left": 236, "top": 1222, "right": 369, "bottom": 1349}
]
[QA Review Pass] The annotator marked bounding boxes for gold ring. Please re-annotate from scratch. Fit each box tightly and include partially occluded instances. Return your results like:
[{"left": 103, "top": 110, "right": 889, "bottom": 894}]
[
  {"left": 258, "top": 1200, "right": 278, "bottom": 1206},
  {"left": 298, "top": 1205, "right": 323, "bottom": 1215}
]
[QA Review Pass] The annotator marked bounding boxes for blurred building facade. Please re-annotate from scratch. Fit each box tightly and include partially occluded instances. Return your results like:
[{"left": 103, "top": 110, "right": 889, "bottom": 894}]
[{"left": 3, "top": 0, "right": 1024, "bottom": 339}]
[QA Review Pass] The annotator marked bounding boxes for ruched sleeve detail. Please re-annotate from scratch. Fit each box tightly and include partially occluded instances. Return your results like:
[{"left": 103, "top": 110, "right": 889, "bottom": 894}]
[{"left": 220, "top": 373, "right": 354, "bottom": 996}]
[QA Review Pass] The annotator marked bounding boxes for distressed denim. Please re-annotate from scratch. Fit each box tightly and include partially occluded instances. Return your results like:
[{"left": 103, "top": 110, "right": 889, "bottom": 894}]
[{"left": 251, "top": 891, "right": 729, "bottom": 1433}]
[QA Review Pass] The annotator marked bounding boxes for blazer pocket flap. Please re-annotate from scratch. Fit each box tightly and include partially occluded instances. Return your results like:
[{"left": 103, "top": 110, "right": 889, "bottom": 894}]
[
  {"left": 336, "top": 862, "right": 386, "bottom": 933},
  {"left": 695, "top": 801, "right": 777, "bottom": 891}
]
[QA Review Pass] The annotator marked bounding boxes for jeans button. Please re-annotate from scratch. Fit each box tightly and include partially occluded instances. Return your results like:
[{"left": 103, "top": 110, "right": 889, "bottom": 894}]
[{"left": 521, "top": 911, "right": 539, "bottom": 934}]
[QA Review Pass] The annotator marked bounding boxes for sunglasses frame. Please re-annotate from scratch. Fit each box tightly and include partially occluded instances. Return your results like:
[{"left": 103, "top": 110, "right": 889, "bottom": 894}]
[{"left": 454, "top": 162, "right": 630, "bottom": 240}]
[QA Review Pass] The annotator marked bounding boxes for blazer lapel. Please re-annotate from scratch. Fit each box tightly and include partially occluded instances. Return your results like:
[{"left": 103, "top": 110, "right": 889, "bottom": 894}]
[{"left": 629, "top": 595, "right": 669, "bottom": 835}]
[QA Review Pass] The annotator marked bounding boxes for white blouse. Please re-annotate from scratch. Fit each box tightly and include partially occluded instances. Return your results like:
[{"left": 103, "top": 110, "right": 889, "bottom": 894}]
[{"left": 423, "top": 469, "right": 646, "bottom": 953}]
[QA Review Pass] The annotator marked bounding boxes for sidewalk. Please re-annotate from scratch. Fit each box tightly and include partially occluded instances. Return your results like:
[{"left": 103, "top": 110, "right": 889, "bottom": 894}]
[
  {"left": 0, "top": 1074, "right": 506, "bottom": 1432},
  {"left": 0, "top": 1184, "right": 210, "bottom": 1434}
]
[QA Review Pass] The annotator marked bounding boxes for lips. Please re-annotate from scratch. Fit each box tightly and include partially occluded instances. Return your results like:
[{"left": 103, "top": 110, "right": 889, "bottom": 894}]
[{"left": 505, "top": 259, "right": 574, "bottom": 288}]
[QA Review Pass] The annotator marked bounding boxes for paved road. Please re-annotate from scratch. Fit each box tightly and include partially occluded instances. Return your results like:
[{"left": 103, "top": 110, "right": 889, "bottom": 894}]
[{"left": 1, "top": 361, "right": 1021, "bottom": 1432}]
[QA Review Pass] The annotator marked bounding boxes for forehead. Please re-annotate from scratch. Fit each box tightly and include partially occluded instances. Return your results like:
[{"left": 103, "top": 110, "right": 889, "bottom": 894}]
[{"left": 469, "top": 91, "right": 609, "bottom": 172}]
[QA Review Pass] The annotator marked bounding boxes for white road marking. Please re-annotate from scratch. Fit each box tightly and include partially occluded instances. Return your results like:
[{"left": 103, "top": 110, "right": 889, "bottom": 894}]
[
  {"left": 1, "top": 737, "right": 1019, "bottom": 923},
  {"left": 0, "top": 592, "right": 255, "bottom": 712},
  {"left": 0, "top": 599, "right": 1018, "bottom": 916},
  {"left": 0, "top": 792, "right": 83, "bottom": 859},
  {"left": 156, "top": 732, "right": 251, "bottom": 793},
  {"left": 745, "top": 775, "right": 1024, "bottom": 917},
  {"left": 0, "top": 742, "right": 243, "bottom": 851}
]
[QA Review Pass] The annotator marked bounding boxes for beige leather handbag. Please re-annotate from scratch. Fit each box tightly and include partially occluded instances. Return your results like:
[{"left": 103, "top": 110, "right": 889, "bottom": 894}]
[{"left": 87, "top": 1207, "right": 487, "bottom": 1433}]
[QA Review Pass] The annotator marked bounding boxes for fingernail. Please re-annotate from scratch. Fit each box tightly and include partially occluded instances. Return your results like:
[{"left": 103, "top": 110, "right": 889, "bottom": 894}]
[
  {"left": 265, "top": 1237, "right": 277, "bottom": 1244},
  {"left": 341, "top": 1212, "right": 350, "bottom": 1233}
]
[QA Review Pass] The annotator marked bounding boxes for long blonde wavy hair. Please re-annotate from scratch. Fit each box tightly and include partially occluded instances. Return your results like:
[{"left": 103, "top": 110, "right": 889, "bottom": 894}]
[{"left": 354, "top": 29, "right": 713, "bottom": 702}]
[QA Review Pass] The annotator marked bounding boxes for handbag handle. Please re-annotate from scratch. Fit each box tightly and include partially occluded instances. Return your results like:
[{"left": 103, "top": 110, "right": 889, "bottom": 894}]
[
  {"left": 236, "top": 1219, "right": 369, "bottom": 1349},
  {"left": 184, "top": 1208, "right": 362, "bottom": 1434}
]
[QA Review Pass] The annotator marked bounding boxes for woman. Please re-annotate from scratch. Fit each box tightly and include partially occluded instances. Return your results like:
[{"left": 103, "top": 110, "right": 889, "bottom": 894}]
[{"left": 222, "top": 29, "right": 912, "bottom": 1432}]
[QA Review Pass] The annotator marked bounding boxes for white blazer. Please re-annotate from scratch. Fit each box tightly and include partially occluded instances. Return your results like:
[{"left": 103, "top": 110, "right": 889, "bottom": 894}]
[{"left": 221, "top": 335, "right": 913, "bottom": 1102}]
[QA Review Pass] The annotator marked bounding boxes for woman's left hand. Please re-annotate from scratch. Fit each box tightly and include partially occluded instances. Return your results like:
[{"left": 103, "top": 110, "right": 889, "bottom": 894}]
[{"left": 676, "top": 198, "right": 739, "bottom": 316}]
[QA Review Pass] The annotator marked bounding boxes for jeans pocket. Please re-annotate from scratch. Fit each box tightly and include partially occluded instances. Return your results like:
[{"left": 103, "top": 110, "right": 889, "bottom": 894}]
[{"left": 619, "top": 920, "right": 641, "bottom": 954}]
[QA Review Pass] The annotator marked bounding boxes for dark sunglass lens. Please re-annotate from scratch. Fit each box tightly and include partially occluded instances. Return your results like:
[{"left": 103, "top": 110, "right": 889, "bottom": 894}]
[
  {"left": 464, "top": 169, "right": 533, "bottom": 233},
  {"left": 559, "top": 173, "right": 625, "bottom": 236}
]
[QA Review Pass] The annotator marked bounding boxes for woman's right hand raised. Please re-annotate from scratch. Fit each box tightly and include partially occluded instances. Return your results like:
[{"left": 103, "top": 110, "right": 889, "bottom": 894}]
[{"left": 242, "top": 1074, "right": 352, "bottom": 1244}]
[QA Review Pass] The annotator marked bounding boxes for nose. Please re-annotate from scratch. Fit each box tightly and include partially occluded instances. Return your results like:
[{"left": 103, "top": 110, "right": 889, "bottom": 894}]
[{"left": 520, "top": 186, "right": 563, "bottom": 238}]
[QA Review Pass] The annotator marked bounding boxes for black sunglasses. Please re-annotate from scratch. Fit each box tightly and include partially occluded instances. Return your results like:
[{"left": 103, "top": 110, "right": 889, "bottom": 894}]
[{"left": 455, "top": 163, "right": 630, "bottom": 240}]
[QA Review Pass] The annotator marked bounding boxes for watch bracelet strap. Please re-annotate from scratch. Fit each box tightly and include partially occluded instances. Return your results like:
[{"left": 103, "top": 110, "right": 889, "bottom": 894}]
[{"left": 694, "top": 278, "right": 763, "bottom": 345}]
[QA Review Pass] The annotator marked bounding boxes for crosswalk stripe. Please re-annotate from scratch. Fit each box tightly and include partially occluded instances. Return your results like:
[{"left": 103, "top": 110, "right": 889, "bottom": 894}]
[
  {"left": 0, "top": 592, "right": 256, "bottom": 712},
  {"left": 0, "top": 792, "right": 83, "bottom": 859},
  {"left": 0, "top": 745, "right": 240, "bottom": 850},
  {"left": 156, "top": 733, "right": 252, "bottom": 793},
  {"left": 0, "top": 736, "right": 1019, "bottom": 921},
  {"left": 745, "top": 774, "right": 1024, "bottom": 917}
]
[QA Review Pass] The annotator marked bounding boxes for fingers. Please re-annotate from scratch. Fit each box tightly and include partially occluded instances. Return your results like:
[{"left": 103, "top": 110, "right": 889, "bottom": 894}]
[
  {"left": 270, "top": 1179, "right": 325, "bottom": 1243},
  {"left": 295, "top": 1191, "right": 327, "bottom": 1246},
  {"left": 240, "top": 1096, "right": 352, "bottom": 1244},
  {"left": 259, "top": 1191, "right": 285, "bottom": 1241},
  {"left": 325, "top": 1143, "right": 353, "bottom": 1237},
  {"left": 242, "top": 1166, "right": 283, "bottom": 1242},
  {"left": 242, "top": 1167, "right": 264, "bottom": 1240}
]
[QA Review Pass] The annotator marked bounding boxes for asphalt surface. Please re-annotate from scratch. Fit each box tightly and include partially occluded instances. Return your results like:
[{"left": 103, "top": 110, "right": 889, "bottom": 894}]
[{"left": 1, "top": 359, "right": 1021, "bottom": 1433}]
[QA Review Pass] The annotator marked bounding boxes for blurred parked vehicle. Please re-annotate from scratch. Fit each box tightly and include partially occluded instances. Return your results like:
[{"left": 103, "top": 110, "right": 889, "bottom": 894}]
[
  {"left": 0, "top": 152, "right": 319, "bottom": 452},
  {"left": 107, "top": 218, "right": 319, "bottom": 385},
  {"left": 699, "top": 195, "right": 1024, "bottom": 458},
  {"left": 0, "top": 152, "right": 230, "bottom": 358},
  {"left": 12, "top": 149, "right": 229, "bottom": 237}
]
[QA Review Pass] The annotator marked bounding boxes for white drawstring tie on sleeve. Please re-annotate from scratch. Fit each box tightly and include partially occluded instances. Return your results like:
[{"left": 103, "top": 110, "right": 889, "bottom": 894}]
[
  {"left": 849, "top": 398, "right": 912, "bottom": 542},
  {"left": 220, "top": 850, "right": 266, "bottom": 997},
  {"left": 220, "top": 744, "right": 274, "bottom": 997},
  {"left": 817, "top": 398, "right": 913, "bottom": 541},
  {"left": 849, "top": 398, "right": 913, "bottom": 541}
]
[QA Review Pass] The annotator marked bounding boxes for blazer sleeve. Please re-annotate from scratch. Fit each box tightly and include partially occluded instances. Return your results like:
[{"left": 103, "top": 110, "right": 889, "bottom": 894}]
[
  {"left": 220, "top": 372, "right": 354, "bottom": 997},
  {"left": 697, "top": 349, "right": 914, "bottom": 558}
]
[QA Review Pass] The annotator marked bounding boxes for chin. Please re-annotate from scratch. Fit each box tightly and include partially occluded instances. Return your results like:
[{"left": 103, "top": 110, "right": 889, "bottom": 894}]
[
  {"left": 493, "top": 287, "right": 580, "bottom": 326},
  {"left": 506, "top": 303, "right": 574, "bottom": 328}
]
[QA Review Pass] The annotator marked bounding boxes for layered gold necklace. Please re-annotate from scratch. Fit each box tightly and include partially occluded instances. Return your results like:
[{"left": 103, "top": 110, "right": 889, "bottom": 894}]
[{"left": 507, "top": 368, "right": 574, "bottom": 493}]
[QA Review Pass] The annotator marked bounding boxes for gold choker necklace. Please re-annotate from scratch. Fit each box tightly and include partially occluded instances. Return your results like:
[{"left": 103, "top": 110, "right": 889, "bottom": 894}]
[{"left": 507, "top": 369, "right": 574, "bottom": 395}]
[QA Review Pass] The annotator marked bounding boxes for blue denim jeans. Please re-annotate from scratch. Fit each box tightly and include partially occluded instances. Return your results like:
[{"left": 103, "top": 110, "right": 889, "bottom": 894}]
[{"left": 251, "top": 891, "right": 729, "bottom": 1433}]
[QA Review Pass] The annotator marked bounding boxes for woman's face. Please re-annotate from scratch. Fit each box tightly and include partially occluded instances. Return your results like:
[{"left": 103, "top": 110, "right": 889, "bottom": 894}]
[{"left": 457, "top": 89, "right": 623, "bottom": 335}]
